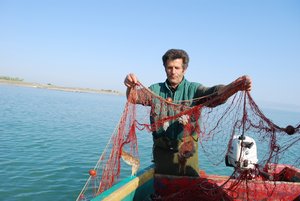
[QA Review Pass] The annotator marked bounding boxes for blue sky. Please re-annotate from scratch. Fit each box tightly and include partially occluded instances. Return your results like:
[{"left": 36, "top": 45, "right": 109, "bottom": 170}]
[{"left": 0, "top": 0, "right": 299, "bottom": 109}]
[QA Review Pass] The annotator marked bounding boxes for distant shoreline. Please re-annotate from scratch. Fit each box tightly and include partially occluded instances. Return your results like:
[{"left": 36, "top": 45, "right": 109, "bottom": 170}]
[{"left": 0, "top": 79, "right": 124, "bottom": 96}]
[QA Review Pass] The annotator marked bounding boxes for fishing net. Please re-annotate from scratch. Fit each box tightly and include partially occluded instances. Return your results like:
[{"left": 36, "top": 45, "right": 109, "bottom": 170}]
[{"left": 77, "top": 82, "right": 300, "bottom": 201}]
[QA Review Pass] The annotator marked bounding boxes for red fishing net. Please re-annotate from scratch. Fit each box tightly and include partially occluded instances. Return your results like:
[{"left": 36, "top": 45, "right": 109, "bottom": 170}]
[{"left": 77, "top": 82, "right": 300, "bottom": 201}]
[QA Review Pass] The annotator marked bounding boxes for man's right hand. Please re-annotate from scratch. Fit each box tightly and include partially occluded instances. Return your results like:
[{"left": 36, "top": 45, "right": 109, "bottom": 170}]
[{"left": 124, "top": 73, "right": 139, "bottom": 88}]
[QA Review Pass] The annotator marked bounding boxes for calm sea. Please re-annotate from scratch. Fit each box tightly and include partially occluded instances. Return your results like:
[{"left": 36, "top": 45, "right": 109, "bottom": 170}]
[{"left": 0, "top": 85, "right": 299, "bottom": 201}]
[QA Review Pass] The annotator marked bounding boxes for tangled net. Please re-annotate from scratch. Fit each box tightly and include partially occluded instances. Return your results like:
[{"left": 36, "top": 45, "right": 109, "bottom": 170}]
[{"left": 77, "top": 82, "right": 300, "bottom": 201}]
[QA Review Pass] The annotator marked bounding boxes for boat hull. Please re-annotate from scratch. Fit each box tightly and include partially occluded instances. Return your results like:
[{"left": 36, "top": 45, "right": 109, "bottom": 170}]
[
  {"left": 92, "top": 166, "right": 154, "bottom": 201},
  {"left": 92, "top": 164, "right": 300, "bottom": 201}
]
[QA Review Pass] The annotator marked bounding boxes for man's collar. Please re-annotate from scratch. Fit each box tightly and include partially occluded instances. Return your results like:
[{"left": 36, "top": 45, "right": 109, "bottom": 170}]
[{"left": 165, "top": 77, "right": 186, "bottom": 92}]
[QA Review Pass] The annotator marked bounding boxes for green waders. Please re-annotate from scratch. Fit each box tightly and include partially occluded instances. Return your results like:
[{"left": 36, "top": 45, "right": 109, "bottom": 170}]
[{"left": 153, "top": 136, "right": 199, "bottom": 177}]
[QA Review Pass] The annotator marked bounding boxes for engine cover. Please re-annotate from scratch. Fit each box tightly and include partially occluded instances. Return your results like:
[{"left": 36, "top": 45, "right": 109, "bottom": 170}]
[{"left": 225, "top": 135, "right": 258, "bottom": 170}]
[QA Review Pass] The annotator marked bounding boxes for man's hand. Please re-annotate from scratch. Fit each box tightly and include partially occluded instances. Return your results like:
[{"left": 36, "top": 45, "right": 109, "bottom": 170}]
[
  {"left": 124, "top": 73, "right": 140, "bottom": 99},
  {"left": 214, "top": 75, "right": 252, "bottom": 106},
  {"left": 124, "top": 73, "right": 139, "bottom": 88},
  {"left": 235, "top": 75, "right": 252, "bottom": 91}
]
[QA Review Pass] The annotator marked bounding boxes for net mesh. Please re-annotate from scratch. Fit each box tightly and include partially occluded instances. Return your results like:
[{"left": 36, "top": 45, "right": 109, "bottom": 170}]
[{"left": 77, "top": 82, "right": 300, "bottom": 201}]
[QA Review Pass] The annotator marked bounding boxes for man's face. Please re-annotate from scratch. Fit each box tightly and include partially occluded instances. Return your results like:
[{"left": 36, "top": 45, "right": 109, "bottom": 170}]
[{"left": 165, "top": 58, "right": 186, "bottom": 88}]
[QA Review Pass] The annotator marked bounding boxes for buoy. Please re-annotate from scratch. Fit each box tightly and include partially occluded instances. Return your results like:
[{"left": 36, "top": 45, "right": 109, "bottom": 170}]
[
  {"left": 166, "top": 97, "right": 172, "bottom": 103},
  {"left": 79, "top": 194, "right": 85, "bottom": 200},
  {"left": 89, "top": 169, "right": 97, "bottom": 177},
  {"left": 285, "top": 125, "right": 295, "bottom": 135}
]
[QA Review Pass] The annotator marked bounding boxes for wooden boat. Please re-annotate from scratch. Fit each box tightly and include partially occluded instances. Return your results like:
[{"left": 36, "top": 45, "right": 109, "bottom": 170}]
[{"left": 90, "top": 164, "right": 300, "bottom": 201}]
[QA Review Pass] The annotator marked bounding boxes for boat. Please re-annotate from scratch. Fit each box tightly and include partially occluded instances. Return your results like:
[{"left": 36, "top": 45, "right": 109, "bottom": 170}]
[
  {"left": 85, "top": 163, "right": 300, "bottom": 201},
  {"left": 78, "top": 132, "right": 300, "bottom": 201},
  {"left": 77, "top": 131, "right": 300, "bottom": 201}
]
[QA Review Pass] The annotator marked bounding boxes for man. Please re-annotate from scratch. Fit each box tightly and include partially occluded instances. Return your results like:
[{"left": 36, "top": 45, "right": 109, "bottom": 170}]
[{"left": 124, "top": 49, "right": 251, "bottom": 177}]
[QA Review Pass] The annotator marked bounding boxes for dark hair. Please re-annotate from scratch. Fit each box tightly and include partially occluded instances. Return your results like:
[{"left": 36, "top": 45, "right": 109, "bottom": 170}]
[{"left": 162, "top": 49, "right": 189, "bottom": 69}]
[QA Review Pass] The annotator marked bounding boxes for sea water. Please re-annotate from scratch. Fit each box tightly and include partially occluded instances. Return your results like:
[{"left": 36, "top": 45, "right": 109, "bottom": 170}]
[{"left": 0, "top": 85, "right": 299, "bottom": 201}]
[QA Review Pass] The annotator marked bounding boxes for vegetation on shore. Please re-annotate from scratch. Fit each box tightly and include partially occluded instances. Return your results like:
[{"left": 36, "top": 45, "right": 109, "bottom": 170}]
[
  {"left": 0, "top": 76, "right": 24, "bottom": 82},
  {"left": 0, "top": 75, "right": 123, "bottom": 95}
]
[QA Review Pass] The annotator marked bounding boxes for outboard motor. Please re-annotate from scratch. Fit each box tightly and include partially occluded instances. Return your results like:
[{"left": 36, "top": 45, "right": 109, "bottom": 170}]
[{"left": 225, "top": 135, "right": 258, "bottom": 170}]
